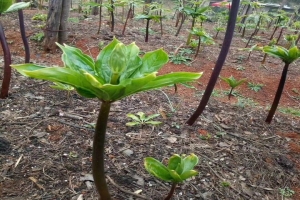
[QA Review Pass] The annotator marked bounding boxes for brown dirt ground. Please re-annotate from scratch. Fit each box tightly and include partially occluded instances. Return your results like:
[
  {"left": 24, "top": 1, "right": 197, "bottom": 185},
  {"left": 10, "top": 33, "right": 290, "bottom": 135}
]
[{"left": 1, "top": 6, "right": 300, "bottom": 200}]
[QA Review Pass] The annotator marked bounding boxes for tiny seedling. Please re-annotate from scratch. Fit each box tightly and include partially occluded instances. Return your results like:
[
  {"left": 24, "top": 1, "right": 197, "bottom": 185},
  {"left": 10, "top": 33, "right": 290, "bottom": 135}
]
[
  {"left": 220, "top": 76, "right": 247, "bottom": 99},
  {"left": 144, "top": 153, "right": 199, "bottom": 200},
  {"left": 220, "top": 181, "right": 230, "bottom": 187},
  {"left": 169, "top": 50, "right": 192, "bottom": 65},
  {"left": 31, "top": 13, "right": 47, "bottom": 21},
  {"left": 30, "top": 32, "right": 44, "bottom": 42},
  {"left": 279, "top": 107, "right": 300, "bottom": 117},
  {"left": 236, "top": 65, "right": 245, "bottom": 71},
  {"left": 248, "top": 82, "right": 264, "bottom": 92},
  {"left": 279, "top": 187, "right": 295, "bottom": 197},
  {"left": 126, "top": 112, "right": 162, "bottom": 127},
  {"left": 236, "top": 97, "right": 258, "bottom": 108}
]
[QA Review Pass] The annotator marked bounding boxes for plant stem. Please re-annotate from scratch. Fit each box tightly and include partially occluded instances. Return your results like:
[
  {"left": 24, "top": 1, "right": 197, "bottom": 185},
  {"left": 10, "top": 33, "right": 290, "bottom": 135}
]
[
  {"left": 93, "top": 101, "right": 112, "bottom": 199},
  {"left": 0, "top": 21, "right": 12, "bottom": 99},
  {"left": 164, "top": 182, "right": 177, "bottom": 200},
  {"left": 228, "top": 87, "right": 233, "bottom": 100},
  {"left": 186, "top": 0, "right": 240, "bottom": 125},
  {"left": 145, "top": 19, "right": 150, "bottom": 42},
  {"left": 17, "top": 0, "right": 30, "bottom": 63},
  {"left": 265, "top": 62, "right": 289, "bottom": 123}
]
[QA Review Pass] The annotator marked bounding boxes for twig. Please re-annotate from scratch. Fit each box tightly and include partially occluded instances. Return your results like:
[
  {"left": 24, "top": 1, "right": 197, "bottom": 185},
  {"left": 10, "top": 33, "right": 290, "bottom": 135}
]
[
  {"left": 58, "top": 119, "right": 93, "bottom": 131},
  {"left": 42, "top": 166, "right": 54, "bottom": 181},
  {"left": 106, "top": 175, "right": 151, "bottom": 200}
]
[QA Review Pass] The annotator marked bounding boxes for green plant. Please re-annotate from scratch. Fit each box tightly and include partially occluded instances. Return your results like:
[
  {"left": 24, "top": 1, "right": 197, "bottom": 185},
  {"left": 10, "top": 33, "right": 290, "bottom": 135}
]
[
  {"left": 126, "top": 112, "right": 161, "bottom": 126},
  {"left": 263, "top": 41, "right": 300, "bottom": 123},
  {"left": 220, "top": 76, "right": 247, "bottom": 99},
  {"left": 236, "top": 97, "right": 258, "bottom": 108},
  {"left": 248, "top": 82, "right": 264, "bottom": 92},
  {"left": 31, "top": 13, "right": 47, "bottom": 21},
  {"left": 221, "top": 181, "right": 230, "bottom": 187},
  {"left": 144, "top": 153, "right": 199, "bottom": 200},
  {"left": 236, "top": 65, "right": 245, "bottom": 71},
  {"left": 279, "top": 107, "right": 300, "bottom": 117},
  {"left": 12, "top": 38, "right": 202, "bottom": 199},
  {"left": 190, "top": 27, "right": 214, "bottom": 58},
  {"left": 279, "top": 187, "right": 295, "bottom": 197},
  {"left": 169, "top": 49, "right": 193, "bottom": 65},
  {"left": 30, "top": 32, "right": 44, "bottom": 42}
]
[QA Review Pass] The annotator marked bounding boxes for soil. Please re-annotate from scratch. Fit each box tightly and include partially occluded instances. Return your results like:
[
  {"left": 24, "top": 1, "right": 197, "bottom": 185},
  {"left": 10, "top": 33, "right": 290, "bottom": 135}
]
[{"left": 1, "top": 6, "right": 300, "bottom": 200}]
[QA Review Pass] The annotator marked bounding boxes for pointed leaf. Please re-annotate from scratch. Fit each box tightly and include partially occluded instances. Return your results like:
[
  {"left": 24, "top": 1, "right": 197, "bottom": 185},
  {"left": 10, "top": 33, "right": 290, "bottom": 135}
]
[
  {"left": 126, "top": 122, "right": 141, "bottom": 126},
  {"left": 145, "top": 121, "right": 162, "bottom": 125},
  {"left": 127, "top": 113, "right": 141, "bottom": 122},
  {"left": 4, "top": 2, "right": 29, "bottom": 13},
  {"left": 136, "top": 72, "right": 202, "bottom": 92},
  {"left": 56, "top": 43, "right": 97, "bottom": 77},
  {"left": 144, "top": 157, "right": 173, "bottom": 181},
  {"left": 144, "top": 113, "right": 160, "bottom": 121},
  {"left": 95, "top": 37, "right": 120, "bottom": 83},
  {"left": 137, "top": 112, "right": 146, "bottom": 121},
  {"left": 132, "top": 49, "right": 169, "bottom": 78}
]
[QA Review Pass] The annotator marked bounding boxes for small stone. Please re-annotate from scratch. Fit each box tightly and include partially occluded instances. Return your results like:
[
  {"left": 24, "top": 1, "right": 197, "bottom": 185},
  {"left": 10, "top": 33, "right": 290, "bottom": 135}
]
[{"left": 123, "top": 149, "right": 134, "bottom": 156}]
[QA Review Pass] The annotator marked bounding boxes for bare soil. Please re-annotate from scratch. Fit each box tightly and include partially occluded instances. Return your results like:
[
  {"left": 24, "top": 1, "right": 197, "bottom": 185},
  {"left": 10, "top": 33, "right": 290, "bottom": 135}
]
[{"left": 1, "top": 7, "right": 300, "bottom": 200}]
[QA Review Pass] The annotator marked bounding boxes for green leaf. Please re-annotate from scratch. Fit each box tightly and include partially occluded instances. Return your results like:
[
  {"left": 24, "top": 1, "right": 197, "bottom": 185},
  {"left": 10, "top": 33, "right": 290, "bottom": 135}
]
[
  {"left": 144, "top": 157, "right": 173, "bottom": 181},
  {"left": 56, "top": 43, "right": 97, "bottom": 76},
  {"left": 145, "top": 121, "right": 162, "bottom": 125},
  {"left": 181, "top": 153, "right": 199, "bottom": 173},
  {"left": 144, "top": 113, "right": 160, "bottom": 121},
  {"left": 4, "top": 2, "right": 30, "bottom": 13},
  {"left": 126, "top": 122, "right": 141, "bottom": 126},
  {"left": 167, "top": 154, "right": 181, "bottom": 171},
  {"left": 137, "top": 72, "right": 202, "bottom": 92},
  {"left": 76, "top": 88, "right": 97, "bottom": 98},
  {"left": 137, "top": 112, "right": 146, "bottom": 121},
  {"left": 109, "top": 43, "right": 128, "bottom": 77},
  {"left": 95, "top": 37, "right": 120, "bottom": 83},
  {"left": 180, "top": 170, "right": 198, "bottom": 180},
  {"left": 127, "top": 113, "right": 141, "bottom": 122},
  {"left": 0, "top": 0, "right": 12, "bottom": 13},
  {"left": 169, "top": 170, "right": 182, "bottom": 182},
  {"left": 132, "top": 49, "right": 169, "bottom": 78},
  {"left": 287, "top": 46, "right": 300, "bottom": 63}
]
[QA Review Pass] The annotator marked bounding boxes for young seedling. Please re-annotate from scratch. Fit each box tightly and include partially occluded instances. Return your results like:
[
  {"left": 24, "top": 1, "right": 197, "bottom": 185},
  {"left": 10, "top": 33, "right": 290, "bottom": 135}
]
[
  {"left": 126, "top": 112, "right": 161, "bottom": 127},
  {"left": 263, "top": 41, "right": 300, "bottom": 123},
  {"left": 144, "top": 153, "right": 199, "bottom": 200},
  {"left": 12, "top": 38, "right": 202, "bottom": 199},
  {"left": 220, "top": 76, "right": 246, "bottom": 99},
  {"left": 248, "top": 82, "right": 264, "bottom": 92},
  {"left": 190, "top": 27, "right": 214, "bottom": 58}
]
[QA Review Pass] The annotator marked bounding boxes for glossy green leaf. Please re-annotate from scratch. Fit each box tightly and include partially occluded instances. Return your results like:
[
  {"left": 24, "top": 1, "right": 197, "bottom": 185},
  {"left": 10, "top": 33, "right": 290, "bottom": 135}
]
[
  {"left": 169, "top": 170, "right": 182, "bottom": 182},
  {"left": 95, "top": 37, "right": 120, "bottom": 83},
  {"left": 167, "top": 154, "right": 181, "bottom": 171},
  {"left": 76, "top": 88, "right": 97, "bottom": 98},
  {"left": 4, "top": 2, "right": 30, "bottom": 13},
  {"left": 0, "top": 0, "right": 13, "bottom": 13},
  {"left": 136, "top": 72, "right": 202, "bottom": 92},
  {"left": 56, "top": 43, "right": 96, "bottom": 76},
  {"left": 287, "top": 46, "right": 300, "bottom": 63},
  {"left": 109, "top": 43, "right": 128, "bottom": 77},
  {"left": 181, "top": 153, "right": 199, "bottom": 173},
  {"left": 220, "top": 76, "right": 247, "bottom": 89},
  {"left": 132, "top": 49, "right": 168, "bottom": 78},
  {"left": 144, "top": 157, "right": 173, "bottom": 181},
  {"left": 180, "top": 170, "right": 199, "bottom": 180}
]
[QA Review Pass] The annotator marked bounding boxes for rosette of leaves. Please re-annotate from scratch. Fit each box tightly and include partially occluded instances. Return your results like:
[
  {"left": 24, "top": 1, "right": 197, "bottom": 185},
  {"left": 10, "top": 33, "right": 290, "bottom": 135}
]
[
  {"left": 144, "top": 153, "right": 199, "bottom": 200},
  {"left": 12, "top": 37, "right": 202, "bottom": 199},
  {"left": 190, "top": 27, "right": 214, "bottom": 58},
  {"left": 263, "top": 41, "right": 300, "bottom": 123},
  {"left": 126, "top": 112, "right": 161, "bottom": 127}
]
